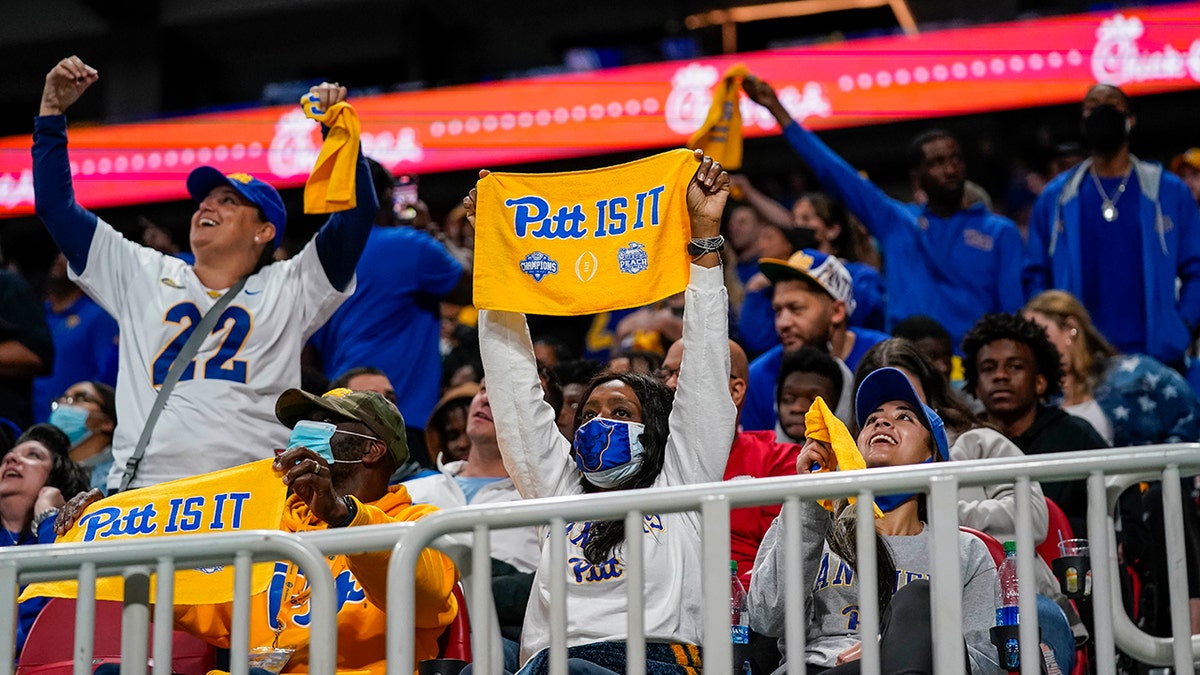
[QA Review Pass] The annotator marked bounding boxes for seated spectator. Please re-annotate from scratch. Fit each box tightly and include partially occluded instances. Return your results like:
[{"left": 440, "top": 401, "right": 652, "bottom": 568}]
[
  {"left": 330, "top": 366, "right": 397, "bottom": 406},
  {"left": 0, "top": 270, "right": 54, "bottom": 430},
  {"left": 423, "top": 382, "right": 480, "bottom": 465},
  {"left": 961, "top": 313, "right": 1109, "bottom": 534},
  {"left": 793, "top": 193, "right": 886, "bottom": 331},
  {"left": 749, "top": 367, "right": 1002, "bottom": 674},
  {"left": 405, "top": 379, "right": 541, "bottom": 669},
  {"left": 743, "top": 74, "right": 1024, "bottom": 350},
  {"left": 48, "top": 381, "right": 116, "bottom": 494},
  {"left": 614, "top": 301, "right": 683, "bottom": 358},
  {"left": 723, "top": 201, "right": 765, "bottom": 284},
  {"left": 1169, "top": 148, "right": 1200, "bottom": 206},
  {"left": 742, "top": 250, "right": 888, "bottom": 433},
  {"left": 328, "top": 367, "right": 432, "bottom": 483},
  {"left": 776, "top": 347, "right": 844, "bottom": 444},
  {"left": 58, "top": 387, "right": 459, "bottom": 674},
  {"left": 659, "top": 338, "right": 800, "bottom": 586},
  {"left": 1023, "top": 290, "right": 1200, "bottom": 447},
  {"left": 470, "top": 155, "right": 735, "bottom": 674},
  {"left": 1024, "top": 289, "right": 1200, "bottom": 635},
  {"left": 891, "top": 315, "right": 955, "bottom": 383},
  {"left": 533, "top": 336, "right": 571, "bottom": 370},
  {"left": 553, "top": 360, "right": 603, "bottom": 440},
  {"left": 606, "top": 348, "right": 663, "bottom": 376},
  {"left": 308, "top": 157, "right": 471, "bottom": 471},
  {"left": 854, "top": 338, "right": 1081, "bottom": 663},
  {"left": 3, "top": 424, "right": 89, "bottom": 656},
  {"left": 33, "top": 253, "right": 118, "bottom": 424}
]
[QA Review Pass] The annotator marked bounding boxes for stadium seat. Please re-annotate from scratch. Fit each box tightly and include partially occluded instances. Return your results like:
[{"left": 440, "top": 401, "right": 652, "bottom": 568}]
[
  {"left": 961, "top": 526, "right": 1005, "bottom": 565},
  {"left": 1039, "top": 497, "right": 1074, "bottom": 564},
  {"left": 435, "top": 583, "right": 472, "bottom": 662},
  {"left": 16, "top": 598, "right": 216, "bottom": 675}
]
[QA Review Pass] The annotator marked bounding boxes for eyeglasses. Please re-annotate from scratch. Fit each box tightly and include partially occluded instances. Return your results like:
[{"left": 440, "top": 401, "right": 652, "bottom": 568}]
[{"left": 51, "top": 392, "right": 101, "bottom": 410}]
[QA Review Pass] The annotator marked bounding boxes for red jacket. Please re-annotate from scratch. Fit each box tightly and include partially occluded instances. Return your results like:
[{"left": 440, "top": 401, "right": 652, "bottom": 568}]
[{"left": 726, "top": 430, "right": 802, "bottom": 587}]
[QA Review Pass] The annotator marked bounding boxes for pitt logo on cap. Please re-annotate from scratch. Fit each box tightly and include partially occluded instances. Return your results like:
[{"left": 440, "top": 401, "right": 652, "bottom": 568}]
[
  {"left": 227, "top": 172, "right": 256, "bottom": 184},
  {"left": 795, "top": 252, "right": 815, "bottom": 271}
]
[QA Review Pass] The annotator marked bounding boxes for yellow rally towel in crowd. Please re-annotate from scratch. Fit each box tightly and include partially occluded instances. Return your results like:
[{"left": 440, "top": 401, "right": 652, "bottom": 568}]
[
  {"left": 22, "top": 459, "right": 288, "bottom": 605},
  {"left": 474, "top": 148, "right": 698, "bottom": 315},
  {"left": 302, "top": 96, "right": 361, "bottom": 214},
  {"left": 686, "top": 64, "right": 749, "bottom": 171},
  {"left": 804, "top": 396, "right": 884, "bottom": 519}
]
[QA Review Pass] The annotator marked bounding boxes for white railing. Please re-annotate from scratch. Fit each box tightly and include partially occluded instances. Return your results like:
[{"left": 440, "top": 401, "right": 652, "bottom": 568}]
[
  {"left": 0, "top": 531, "right": 337, "bottom": 675},
  {"left": 1, "top": 444, "right": 1198, "bottom": 675},
  {"left": 385, "top": 444, "right": 1200, "bottom": 675}
]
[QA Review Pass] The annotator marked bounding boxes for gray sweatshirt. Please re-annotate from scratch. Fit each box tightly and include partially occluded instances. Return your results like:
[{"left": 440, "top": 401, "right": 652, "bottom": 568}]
[{"left": 748, "top": 500, "right": 1003, "bottom": 674}]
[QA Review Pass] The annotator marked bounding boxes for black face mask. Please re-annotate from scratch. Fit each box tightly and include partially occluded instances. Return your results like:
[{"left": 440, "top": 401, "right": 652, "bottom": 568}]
[{"left": 1082, "top": 104, "right": 1130, "bottom": 156}]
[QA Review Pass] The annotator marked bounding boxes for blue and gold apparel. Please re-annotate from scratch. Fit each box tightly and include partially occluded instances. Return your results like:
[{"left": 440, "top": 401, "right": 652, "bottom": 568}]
[{"left": 33, "top": 294, "right": 118, "bottom": 423}]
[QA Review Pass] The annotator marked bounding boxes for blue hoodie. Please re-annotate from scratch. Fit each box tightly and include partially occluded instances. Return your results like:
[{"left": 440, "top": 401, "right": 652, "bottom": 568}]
[
  {"left": 1024, "top": 157, "right": 1200, "bottom": 368},
  {"left": 779, "top": 122, "right": 1024, "bottom": 349}
]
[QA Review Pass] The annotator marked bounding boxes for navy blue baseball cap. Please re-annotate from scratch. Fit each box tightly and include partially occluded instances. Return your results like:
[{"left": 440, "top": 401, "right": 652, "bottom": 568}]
[
  {"left": 855, "top": 367, "right": 949, "bottom": 461},
  {"left": 186, "top": 167, "right": 287, "bottom": 247}
]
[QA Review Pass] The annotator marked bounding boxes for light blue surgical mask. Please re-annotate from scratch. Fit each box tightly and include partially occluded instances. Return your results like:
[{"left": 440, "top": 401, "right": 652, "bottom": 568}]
[
  {"left": 572, "top": 417, "right": 646, "bottom": 489},
  {"left": 49, "top": 404, "right": 91, "bottom": 446},
  {"left": 286, "top": 420, "right": 377, "bottom": 465}
]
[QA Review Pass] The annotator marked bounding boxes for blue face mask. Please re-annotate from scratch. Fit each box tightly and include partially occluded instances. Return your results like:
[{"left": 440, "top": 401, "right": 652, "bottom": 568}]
[
  {"left": 572, "top": 417, "right": 646, "bottom": 489},
  {"left": 49, "top": 404, "right": 91, "bottom": 446},
  {"left": 286, "top": 420, "right": 377, "bottom": 465}
]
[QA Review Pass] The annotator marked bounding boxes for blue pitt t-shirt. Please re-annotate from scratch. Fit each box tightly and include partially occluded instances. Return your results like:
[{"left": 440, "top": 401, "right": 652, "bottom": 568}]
[
  {"left": 32, "top": 294, "right": 118, "bottom": 423},
  {"left": 1078, "top": 173, "right": 1146, "bottom": 355},
  {"left": 309, "top": 226, "right": 463, "bottom": 430}
]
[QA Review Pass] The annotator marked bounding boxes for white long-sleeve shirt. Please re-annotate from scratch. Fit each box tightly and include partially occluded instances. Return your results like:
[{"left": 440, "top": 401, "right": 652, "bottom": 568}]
[{"left": 479, "top": 264, "right": 737, "bottom": 666}]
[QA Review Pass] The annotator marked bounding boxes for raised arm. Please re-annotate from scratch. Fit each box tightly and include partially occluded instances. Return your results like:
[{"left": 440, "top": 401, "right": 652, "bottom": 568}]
[
  {"left": 743, "top": 74, "right": 909, "bottom": 242},
  {"left": 660, "top": 152, "right": 738, "bottom": 486},
  {"left": 33, "top": 56, "right": 101, "bottom": 275},
  {"left": 467, "top": 173, "right": 576, "bottom": 499},
  {"left": 308, "top": 82, "right": 380, "bottom": 292}
]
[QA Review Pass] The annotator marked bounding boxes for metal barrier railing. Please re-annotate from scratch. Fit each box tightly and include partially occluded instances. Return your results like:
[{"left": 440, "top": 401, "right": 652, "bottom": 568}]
[
  {"left": 385, "top": 443, "right": 1200, "bottom": 675},
  {"left": 0, "top": 531, "right": 337, "bottom": 675}
]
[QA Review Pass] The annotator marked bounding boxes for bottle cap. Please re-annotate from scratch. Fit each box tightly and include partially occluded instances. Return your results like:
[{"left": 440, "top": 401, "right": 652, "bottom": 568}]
[
  {"left": 730, "top": 560, "right": 739, "bottom": 572},
  {"left": 1003, "top": 541, "right": 1016, "bottom": 554}
]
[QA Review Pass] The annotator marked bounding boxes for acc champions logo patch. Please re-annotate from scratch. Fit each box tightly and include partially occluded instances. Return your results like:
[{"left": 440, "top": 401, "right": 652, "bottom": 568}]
[{"left": 519, "top": 251, "right": 559, "bottom": 282}]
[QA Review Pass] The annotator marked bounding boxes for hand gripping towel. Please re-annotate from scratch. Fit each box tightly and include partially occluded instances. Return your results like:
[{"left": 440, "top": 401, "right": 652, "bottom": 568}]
[
  {"left": 474, "top": 148, "right": 698, "bottom": 315},
  {"left": 804, "top": 396, "right": 884, "bottom": 519},
  {"left": 301, "top": 95, "right": 361, "bottom": 214},
  {"left": 22, "top": 459, "right": 288, "bottom": 605},
  {"left": 686, "top": 64, "right": 749, "bottom": 171}
]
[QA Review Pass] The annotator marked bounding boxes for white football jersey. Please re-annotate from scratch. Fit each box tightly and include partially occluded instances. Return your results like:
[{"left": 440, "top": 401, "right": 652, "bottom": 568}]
[{"left": 71, "top": 220, "right": 354, "bottom": 490}]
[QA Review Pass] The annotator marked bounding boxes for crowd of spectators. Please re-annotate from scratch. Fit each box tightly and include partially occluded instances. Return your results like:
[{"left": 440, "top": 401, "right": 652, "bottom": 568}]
[{"left": 2, "top": 56, "right": 1200, "bottom": 675}]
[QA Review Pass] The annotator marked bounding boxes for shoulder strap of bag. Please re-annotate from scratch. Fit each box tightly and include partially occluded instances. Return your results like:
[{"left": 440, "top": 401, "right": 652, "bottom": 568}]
[{"left": 118, "top": 277, "right": 248, "bottom": 492}]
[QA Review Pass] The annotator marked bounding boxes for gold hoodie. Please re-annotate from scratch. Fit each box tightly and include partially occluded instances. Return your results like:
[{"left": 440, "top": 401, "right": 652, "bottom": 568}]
[{"left": 175, "top": 485, "right": 458, "bottom": 675}]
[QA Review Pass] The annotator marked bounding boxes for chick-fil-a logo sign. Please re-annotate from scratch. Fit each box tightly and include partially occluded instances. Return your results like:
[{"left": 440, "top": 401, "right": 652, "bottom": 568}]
[
  {"left": 663, "top": 62, "right": 831, "bottom": 135},
  {"left": 267, "top": 109, "right": 425, "bottom": 178},
  {"left": 1092, "top": 13, "right": 1200, "bottom": 85}
]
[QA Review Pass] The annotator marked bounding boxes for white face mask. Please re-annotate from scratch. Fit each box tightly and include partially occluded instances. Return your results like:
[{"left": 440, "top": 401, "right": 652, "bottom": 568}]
[{"left": 572, "top": 417, "right": 646, "bottom": 489}]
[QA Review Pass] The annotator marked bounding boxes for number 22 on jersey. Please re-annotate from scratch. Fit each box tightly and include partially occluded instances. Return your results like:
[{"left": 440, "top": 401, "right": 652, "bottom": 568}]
[{"left": 151, "top": 302, "right": 253, "bottom": 386}]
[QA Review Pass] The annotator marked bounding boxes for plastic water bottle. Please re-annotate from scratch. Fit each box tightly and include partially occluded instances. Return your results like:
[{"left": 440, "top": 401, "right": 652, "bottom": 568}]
[
  {"left": 995, "top": 541, "right": 1020, "bottom": 670},
  {"left": 730, "top": 561, "right": 752, "bottom": 674}
]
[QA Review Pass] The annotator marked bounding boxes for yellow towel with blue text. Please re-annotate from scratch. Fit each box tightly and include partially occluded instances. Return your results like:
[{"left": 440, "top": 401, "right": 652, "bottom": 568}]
[
  {"left": 474, "top": 149, "right": 697, "bottom": 315},
  {"left": 687, "top": 64, "right": 748, "bottom": 171},
  {"left": 21, "top": 459, "right": 287, "bottom": 605},
  {"left": 805, "top": 396, "right": 884, "bottom": 519},
  {"left": 302, "top": 96, "right": 361, "bottom": 214}
]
